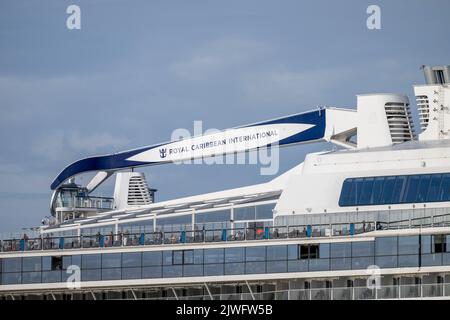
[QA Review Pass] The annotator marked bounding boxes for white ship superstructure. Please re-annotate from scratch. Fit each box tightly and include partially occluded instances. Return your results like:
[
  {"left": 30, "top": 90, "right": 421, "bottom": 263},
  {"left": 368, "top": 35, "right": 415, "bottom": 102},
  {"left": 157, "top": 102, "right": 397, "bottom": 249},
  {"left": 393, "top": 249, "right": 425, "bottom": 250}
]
[{"left": 1, "top": 65, "right": 450, "bottom": 300}]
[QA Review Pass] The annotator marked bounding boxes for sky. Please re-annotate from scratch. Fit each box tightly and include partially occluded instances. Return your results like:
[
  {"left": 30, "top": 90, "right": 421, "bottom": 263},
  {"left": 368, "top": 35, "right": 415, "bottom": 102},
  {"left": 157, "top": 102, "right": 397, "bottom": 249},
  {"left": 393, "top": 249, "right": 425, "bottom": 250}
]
[{"left": 0, "top": 0, "right": 449, "bottom": 234}]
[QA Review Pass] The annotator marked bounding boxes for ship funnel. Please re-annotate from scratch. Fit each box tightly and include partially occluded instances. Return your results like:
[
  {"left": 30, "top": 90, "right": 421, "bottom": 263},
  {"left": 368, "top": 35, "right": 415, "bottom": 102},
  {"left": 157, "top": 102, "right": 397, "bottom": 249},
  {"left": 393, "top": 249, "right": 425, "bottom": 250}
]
[{"left": 422, "top": 65, "right": 450, "bottom": 85}]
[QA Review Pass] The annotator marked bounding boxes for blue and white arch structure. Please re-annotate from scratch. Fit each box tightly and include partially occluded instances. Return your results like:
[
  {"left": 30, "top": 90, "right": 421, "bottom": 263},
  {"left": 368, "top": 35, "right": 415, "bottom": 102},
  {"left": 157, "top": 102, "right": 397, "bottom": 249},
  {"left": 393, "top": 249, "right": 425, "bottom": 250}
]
[{"left": 50, "top": 107, "right": 357, "bottom": 191}]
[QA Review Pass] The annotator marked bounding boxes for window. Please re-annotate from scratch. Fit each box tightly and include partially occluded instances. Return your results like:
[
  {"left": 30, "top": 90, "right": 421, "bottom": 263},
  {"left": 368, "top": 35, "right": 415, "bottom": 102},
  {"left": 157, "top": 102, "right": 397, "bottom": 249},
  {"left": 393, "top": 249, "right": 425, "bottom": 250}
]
[
  {"left": 266, "top": 246, "right": 287, "bottom": 261},
  {"left": 352, "top": 241, "right": 374, "bottom": 257},
  {"left": 255, "top": 203, "right": 275, "bottom": 220},
  {"left": 143, "top": 251, "right": 162, "bottom": 266},
  {"left": 376, "top": 237, "right": 397, "bottom": 256},
  {"left": 225, "top": 248, "right": 245, "bottom": 263},
  {"left": 3, "top": 258, "right": 22, "bottom": 273},
  {"left": 434, "top": 235, "right": 447, "bottom": 253},
  {"left": 234, "top": 206, "right": 255, "bottom": 221},
  {"left": 398, "top": 236, "right": 419, "bottom": 255},
  {"left": 331, "top": 243, "right": 352, "bottom": 258},
  {"left": 122, "top": 252, "right": 141, "bottom": 268},
  {"left": 43, "top": 256, "right": 62, "bottom": 271},
  {"left": 102, "top": 253, "right": 121, "bottom": 268},
  {"left": 299, "top": 244, "right": 328, "bottom": 259},
  {"left": 82, "top": 254, "right": 101, "bottom": 269},
  {"left": 245, "top": 247, "right": 266, "bottom": 262},
  {"left": 204, "top": 248, "right": 224, "bottom": 264},
  {"left": 339, "top": 173, "right": 450, "bottom": 206},
  {"left": 23, "top": 257, "right": 42, "bottom": 272}
]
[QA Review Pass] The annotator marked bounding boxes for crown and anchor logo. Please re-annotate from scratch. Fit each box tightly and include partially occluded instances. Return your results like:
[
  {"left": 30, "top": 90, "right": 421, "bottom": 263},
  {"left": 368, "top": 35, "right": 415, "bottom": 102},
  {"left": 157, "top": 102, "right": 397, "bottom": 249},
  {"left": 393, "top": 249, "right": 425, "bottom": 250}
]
[{"left": 159, "top": 148, "right": 167, "bottom": 158}]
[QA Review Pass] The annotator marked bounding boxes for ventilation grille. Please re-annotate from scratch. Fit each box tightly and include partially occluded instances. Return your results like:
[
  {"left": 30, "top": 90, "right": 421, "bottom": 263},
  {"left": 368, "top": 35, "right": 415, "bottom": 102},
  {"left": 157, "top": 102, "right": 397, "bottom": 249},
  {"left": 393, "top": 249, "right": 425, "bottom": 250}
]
[
  {"left": 127, "top": 175, "right": 152, "bottom": 206},
  {"left": 385, "top": 102, "right": 415, "bottom": 144},
  {"left": 416, "top": 95, "right": 430, "bottom": 131}
]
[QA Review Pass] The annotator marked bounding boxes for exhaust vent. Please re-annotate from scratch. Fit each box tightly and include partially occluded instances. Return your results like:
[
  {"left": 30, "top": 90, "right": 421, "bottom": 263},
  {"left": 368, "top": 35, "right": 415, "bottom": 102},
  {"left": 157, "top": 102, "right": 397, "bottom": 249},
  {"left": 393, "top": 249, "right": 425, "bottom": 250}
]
[
  {"left": 416, "top": 95, "right": 430, "bottom": 131},
  {"left": 127, "top": 175, "right": 152, "bottom": 206},
  {"left": 384, "top": 102, "right": 415, "bottom": 144}
]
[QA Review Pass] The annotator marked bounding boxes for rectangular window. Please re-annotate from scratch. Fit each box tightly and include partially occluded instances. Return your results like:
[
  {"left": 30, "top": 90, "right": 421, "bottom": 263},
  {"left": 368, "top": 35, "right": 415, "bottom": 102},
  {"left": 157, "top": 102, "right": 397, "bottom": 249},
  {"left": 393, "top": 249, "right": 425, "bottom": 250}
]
[
  {"left": 245, "top": 247, "right": 266, "bottom": 262},
  {"left": 380, "top": 177, "right": 396, "bottom": 204},
  {"left": 370, "top": 177, "right": 385, "bottom": 204},
  {"left": 416, "top": 175, "right": 431, "bottom": 202},
  {"left": 266, "top": 245, "right": 287, "bottom": 261},
  {"left": 359, "top": 178, "right": 374, "bottom": 205},
  {"left": 204, "top": 248, "right": 224, "bottom": 264},
  {"left": 331, "top": 243, "right": 352, "bottom": 258},
  {"left": 142, "top": 251, "right": 162, "bottom": 266},
  {"left": 225, "top": 248, "right": 245, "bottom": 263},
  {"left": 122, "top": 252, "right": 141, "bottom": 268},
  {"left": 438, "top": 174, "right": 450, "bottom": 201},
  {"left": 398, "top": 236, "right": 419, "bottom": 255},
  {"left": 351, "top": 241, "right": 374, "bottom": 257},
  {"left": 172, "top": 251, "right": 183, "bottom": 265},
  {"left": 255, "top": 203, "right": 275, "bottom": 220},
  {"left": 404, "top": 175, "right": 420, "bottom": 203},
  {"left": 376, "top": 237, "right": 398, "bottom": 256},
  {"left": 434, "top": 235, "right": 447, "bottom": 253},
  {"left": 3, "top": 258, "right": 22, "bottom": 273},
  {"left": 234, "top": 206, "right": 256, "bottom": 221},
  {"left": 23, "top": 257, "right": 42, "bottom": 272},
  {"left": 426, "top": 174, "right": 442, "bottom": 202},
  {"left": 102, "top": 253, "right": 121, "bottom": 268},
  {"left": 82, "top": 254, "right": 101, "bottom": 269}
]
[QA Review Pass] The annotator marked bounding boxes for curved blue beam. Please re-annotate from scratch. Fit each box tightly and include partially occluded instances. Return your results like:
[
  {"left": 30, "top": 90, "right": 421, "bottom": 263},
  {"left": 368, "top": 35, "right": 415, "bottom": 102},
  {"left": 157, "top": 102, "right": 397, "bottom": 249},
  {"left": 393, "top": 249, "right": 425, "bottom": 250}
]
[
  {"left": 50, "top": 145, "right": 162, "bottom": 190},
  {"left": 51, "top": 109, "right": 327, "bottom": 190}
]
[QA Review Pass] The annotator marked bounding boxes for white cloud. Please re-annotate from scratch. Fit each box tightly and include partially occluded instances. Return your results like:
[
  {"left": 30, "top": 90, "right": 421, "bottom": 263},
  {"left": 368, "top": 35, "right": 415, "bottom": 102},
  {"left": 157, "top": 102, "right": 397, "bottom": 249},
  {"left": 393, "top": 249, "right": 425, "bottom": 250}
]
[
  {"left": 31, "top": 130, "right": 130, "bottom": 162},
  {"left": 170, "top": 37, "right": 270, "bottom": 81}
]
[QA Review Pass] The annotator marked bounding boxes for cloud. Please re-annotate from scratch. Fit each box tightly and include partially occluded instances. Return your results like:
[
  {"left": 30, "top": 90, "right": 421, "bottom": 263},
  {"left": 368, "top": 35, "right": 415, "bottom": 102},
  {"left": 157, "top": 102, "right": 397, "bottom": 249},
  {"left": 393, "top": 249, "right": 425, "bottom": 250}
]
[
  {"left": 31, "top": 130, "right": 130, "bottom": 162},
  {"left": 169, "top": 37, "right": 270, "bottom": 81}
]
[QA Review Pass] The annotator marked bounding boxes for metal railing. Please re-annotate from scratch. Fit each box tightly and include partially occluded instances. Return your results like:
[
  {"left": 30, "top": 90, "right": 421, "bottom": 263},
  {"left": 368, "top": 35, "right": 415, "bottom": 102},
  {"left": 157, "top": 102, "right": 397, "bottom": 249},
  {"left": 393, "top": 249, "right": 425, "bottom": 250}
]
[
  {"left": 133, "top": 283, "right": 450, "bottom": 300},
  {"left": 2, "top": 212, "right": 450, "bottom": 253}
]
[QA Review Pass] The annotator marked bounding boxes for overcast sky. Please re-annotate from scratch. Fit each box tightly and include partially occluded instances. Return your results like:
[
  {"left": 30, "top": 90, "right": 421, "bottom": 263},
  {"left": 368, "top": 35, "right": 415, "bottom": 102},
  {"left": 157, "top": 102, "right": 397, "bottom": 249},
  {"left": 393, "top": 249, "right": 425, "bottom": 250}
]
[{"left": 0, "top": 0, "right": 449, "bottom": 234}]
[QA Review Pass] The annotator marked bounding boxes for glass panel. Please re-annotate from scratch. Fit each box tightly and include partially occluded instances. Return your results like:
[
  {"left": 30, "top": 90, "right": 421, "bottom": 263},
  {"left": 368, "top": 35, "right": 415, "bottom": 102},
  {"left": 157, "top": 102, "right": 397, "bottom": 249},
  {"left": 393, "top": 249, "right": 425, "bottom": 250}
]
[
  {"left": 426, "top": 174, "right": 442, "bottom": 202},
  {"left": 163, "top": 251, "right": 172, "bottom": 265},
  {"left": 255, "top": 203, "right": 275, "bottom": 219},
  {"left": 421, "top": 235, "right": 432, "bottom": 254},
  {"left": 391, "top": 176, "right": 407, "bottom": 203},
  {"left": 102, "top": 253, "right": 121, "bottom": 268},
  {"left": 183, "top": 250, "right": 194, "bottom": 265},
  {"left": 245, "top": 247, "right": 266, "bottom": 262},
  {"left": 193, "top": 250, "right": 203, "bottom": 264},
  {"left": 225, "top": 263, "right": 245, "bottom": 275},
  {"left": 288, "top": 245, "right": 299, "bottom": 260},
  {"left": 370, "top": 177, "right": 384, "bottom": 205},
  {"left": 142, "top": 251, "right": 162, "bottom": 266},
  {"left": 196, "top": 210, "right": 231, "bottom": 223},
  {"left": 42, "top": 270, "right": 61, "bottom": 283},
  {"left": 173, "top": 251, "right": 183, "bottom": 265},
  {"left": 375, "top": 256, "right": 397, "bottom": 268},
  {"left": 142, "top": 266, "right": 162, "bottom": 278},
  {"left": 404, "top": 175, "right": 420, "bottom": 203},
  {"left": 3, "top": 258, "right": 22, "bottom": 272},
  {"left": 225, "top": 248, "right": 245, "bottom": 263},
  {"left": 266, "top": 245, "right": 287, "bottom": 261},
  {"left": 122, "top": 267, "right": 141, "bottom": 279},
  {"left": 417, "top": 175, "right": 431, "bottom": 202},
  {"left": 421, "top": 253, "right": 442, "bottom": 266},
  {"left": 319, "top": 243, "right": 330, "bottom": 259},
  {"left": 330, "top": 257, "right": 351, "bottom": 270},
  {"left": 439, "top": 174, "right": 450, "bottom": 201},
  {"left": 308, "top": 259, "right": 329, "bottom": 271},
  {"left": 62, "top": 256, "right": 72, "bottom": 270},
  {"left": 267, "top": 261, "right": 287, "bottom": 273},
  {"left": 204, "top": 248, "right": 224, "bottom": 264},
  {"left": 348, "top": 178, "right": 364, "bottom": 206},
  {"left": 352, "top": 241, "right": 374, "bottom": 257},
  {"left": 380, "top": 177, "right": 396, "bottom": 204},
  {"left": 339, "top": 179, "right": 353, "bottom": 206},
  {"left": 183, "top": 264, "right": 203, "bottom": 277},
  {"left": 245, "top": 261, "right": 265, "bottom": 274},
  {"left": 287, "top": 260, "right": 308, "bottom": 272},
  {"left": 2, "top": 273, "right": 21, "bottom": 285},
  {"left": 234, "top": 206, "right": 255, "bottom": 221},
  {"left": 398, "top": 236, "right": 419, "bottom": 255},
  {"left": 204, "top": 264, "right": 224, "bottom": 276},
  {"left": 352, "top": 257, "right": 374, "bottom": 269},
  {"left": 82, "top": 254, "right": 101, "bottom": 269},
  {"left": 102, "top": 268, "right": 121, "bottom": 280},
  {"left": 122, "top": 252, "right": 141, "bottom": 268},
  {"left": 398, "top": 255, "right": 418, "bottom": 267},
  {"left": 22, "top": 257, "right": 41, "bottom": 272},
  {"left": 163, "top": 265, "right": 182, "bottom": 278},
  {"left": 82, "top": 269, "right": 101, "bottom": 281},
  {"left": 375, "top": 237, "right": 397, "bottom": 256},
  {"left": 330, "top": 243, "right": 352, "bottom": 258},
  {"left": 359, "top": 178, "right": 374, "bottom": 205},
  {"left": 22, "top": 272, "right": 41, "bottom": 284}
]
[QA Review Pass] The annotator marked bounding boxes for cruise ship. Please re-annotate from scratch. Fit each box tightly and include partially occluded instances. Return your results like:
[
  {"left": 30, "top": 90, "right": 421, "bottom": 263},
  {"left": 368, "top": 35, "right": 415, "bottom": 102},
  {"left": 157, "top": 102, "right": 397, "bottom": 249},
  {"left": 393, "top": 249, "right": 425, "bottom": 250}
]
[{"left": 1, "top": 65, "right": 450, "bottom": 300}]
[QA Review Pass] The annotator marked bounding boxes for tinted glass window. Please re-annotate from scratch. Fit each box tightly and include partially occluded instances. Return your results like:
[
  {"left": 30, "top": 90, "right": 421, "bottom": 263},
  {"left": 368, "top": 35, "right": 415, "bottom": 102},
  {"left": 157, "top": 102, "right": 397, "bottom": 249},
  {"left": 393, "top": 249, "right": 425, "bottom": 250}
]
[
  {"left": 246, "top": 247, "right": 266, "bottom": 262},
  {"left": 376, "top": 237, "right": 397, "bottom": 256},
  {"left": 255, "top": 204, "right": 275, "bottom": 219},
  {"left": 417, "top": 175, "right": 431, "bottom": 202},
  {"left": 392, "top": 176, "right": 407, "bottom": 203},
  {"left": 439, "top": 174, "right": 450, "bottom": 201},
  {"left": 398, "top": 236, "right": 419, "bottom": 255},
  {"left": 142, "top": 251, "right": 162, "bottom": 266},
  {"left": 122, "top": 252, "right": 141, "bottom": 268},
  {"left": 427, "top": 174, "right": 442, "bottom": 202},
  {"left": 102, "top": 253, "right": 121, "bottom": 268},
  {"left": 352, "top": 241, "right": 374, "bottom": 257},
  {"left": 225, "top": 248, "right": 245, "bottom": 263},
  {"left": 370, "top": 177, "right": 384, "bottom": 204},
  {"left": 331, "top": 243, "right": 351, "bottom": 258},
  {"left": 23, "top": 257, "right": 41, "bottom": 272},
  {"left": 404, "top": 175, "right": 420, "bottom": 203},
  {"left": 3, "top": 258, "right": 22, "bottom": 272},
  {"left": 359, "top": 178, "right": 374, "bottom": 205},
  {"left": 339, "top": 179, "right": 353, "bottom": 206},
  {"left": 204, "top": 248, "right": 224, "bottom": 264},
  {"left": 234, "top": 206, "right": 255, "bottom": 221},
  {"left": 266, "top": 246, "right": 287, "bottom": 261},
  {"left": 82, "top": 254, "right": 101, "bottom": 269},
  {"left": 381, "top": 177, "right": 396, "bottom": 204}
]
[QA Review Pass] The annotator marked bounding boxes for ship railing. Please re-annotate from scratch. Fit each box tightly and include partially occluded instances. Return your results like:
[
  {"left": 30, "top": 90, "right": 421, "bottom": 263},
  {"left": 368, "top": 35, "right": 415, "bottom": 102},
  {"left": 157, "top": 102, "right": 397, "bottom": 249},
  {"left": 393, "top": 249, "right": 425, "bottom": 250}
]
[
  {"left": 133, "top": 283, "right": 450, "bottom": 300},
  {"left": 1, "top": 216, "right": 449, "bottom": 253}
]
